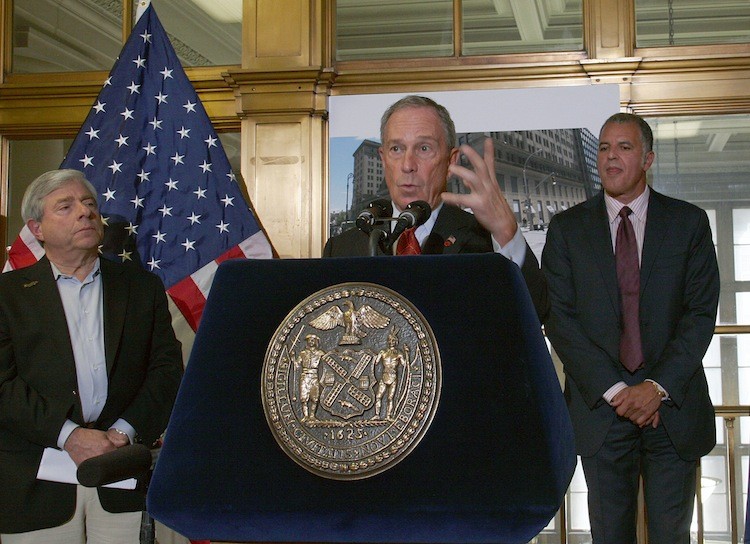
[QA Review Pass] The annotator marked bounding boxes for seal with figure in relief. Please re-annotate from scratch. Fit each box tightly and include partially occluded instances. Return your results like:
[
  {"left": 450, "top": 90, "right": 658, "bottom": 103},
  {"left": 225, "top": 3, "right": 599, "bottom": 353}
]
[{"left": 262, "top": 282, "right": 441, "bottom": 480}]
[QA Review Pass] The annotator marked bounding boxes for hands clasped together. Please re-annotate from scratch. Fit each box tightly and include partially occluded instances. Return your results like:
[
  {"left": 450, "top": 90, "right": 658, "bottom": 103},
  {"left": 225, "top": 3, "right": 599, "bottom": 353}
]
[
  {"left": 612, "top": 382, "right": 663, "bottom": 429},
  {"left": 64, "top": 427, "right": 130, "bottom": 466}
]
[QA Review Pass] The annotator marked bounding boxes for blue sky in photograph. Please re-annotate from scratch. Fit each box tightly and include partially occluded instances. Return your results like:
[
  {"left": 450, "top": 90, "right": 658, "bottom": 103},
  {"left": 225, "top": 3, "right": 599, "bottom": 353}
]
[{"left": 330, "top": 136, "right": 378, "bottom": 213}]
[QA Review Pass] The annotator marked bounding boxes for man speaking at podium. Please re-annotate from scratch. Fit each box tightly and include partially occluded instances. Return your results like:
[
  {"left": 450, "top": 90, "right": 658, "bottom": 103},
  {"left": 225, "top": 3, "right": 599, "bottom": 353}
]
[{"left": 323, "top": 95, "right": 548, "bottom": 320}]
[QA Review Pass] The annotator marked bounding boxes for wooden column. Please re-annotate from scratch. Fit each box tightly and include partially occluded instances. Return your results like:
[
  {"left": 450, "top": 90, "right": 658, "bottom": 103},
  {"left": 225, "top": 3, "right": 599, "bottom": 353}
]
[
  {"left": 582, "top": 0, "right": 637, "bottom": 108},
  {"left": 225, "top": 0, "right": 332, "bottom": 258}
]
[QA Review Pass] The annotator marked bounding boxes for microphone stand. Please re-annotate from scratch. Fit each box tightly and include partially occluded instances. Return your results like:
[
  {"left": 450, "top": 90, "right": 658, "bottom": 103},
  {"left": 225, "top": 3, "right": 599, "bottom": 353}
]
[
  {"left": 368, "top": 226, "right": 389, "bottom": 256},
  {"left": 384, "top": 200, "right": 431, "bottom": 254}
]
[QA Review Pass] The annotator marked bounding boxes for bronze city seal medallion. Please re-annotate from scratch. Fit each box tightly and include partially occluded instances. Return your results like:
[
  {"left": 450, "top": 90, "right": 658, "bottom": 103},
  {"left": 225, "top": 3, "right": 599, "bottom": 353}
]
[{"left": 262, "top": 283, "right": 441, "bottom": 480}]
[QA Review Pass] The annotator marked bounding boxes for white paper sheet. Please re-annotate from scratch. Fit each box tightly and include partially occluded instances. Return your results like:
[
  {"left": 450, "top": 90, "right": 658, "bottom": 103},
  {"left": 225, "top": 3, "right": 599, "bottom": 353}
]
[{"left": 36, "top": 447, "right": 137, "bottom": 490}]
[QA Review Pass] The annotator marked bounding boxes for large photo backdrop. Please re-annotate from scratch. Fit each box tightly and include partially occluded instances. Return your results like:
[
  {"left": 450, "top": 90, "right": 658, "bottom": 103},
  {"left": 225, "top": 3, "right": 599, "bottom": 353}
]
[{"left": 328, "top": 85, "right": 621, "bottom": 261}]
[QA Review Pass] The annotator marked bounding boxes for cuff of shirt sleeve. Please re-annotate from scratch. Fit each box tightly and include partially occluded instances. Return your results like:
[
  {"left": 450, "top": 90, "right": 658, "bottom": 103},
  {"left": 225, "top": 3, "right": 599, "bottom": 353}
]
[
  {"left": 109, "top": 419, "right": 136, "bottom": 444},
  {"left": 58, "top": 419, "right": 80, "bottom": 450},
  {"left": 492, "top": 227, "right": 527, "bottom": 267},
  {"left": 645, "top": 379, "right": 669, "bottom": 401},
  {"left": 603, "top": 381, "right": 628, "bottom": 405}
]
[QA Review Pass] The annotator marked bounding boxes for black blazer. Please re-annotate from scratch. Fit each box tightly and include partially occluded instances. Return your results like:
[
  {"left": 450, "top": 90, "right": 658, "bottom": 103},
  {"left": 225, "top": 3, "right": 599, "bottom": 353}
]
[
  {"left": 0, "top": 257, "right": 183, "bottom": 533},
  {"left": 324, "top": 204, "right": 549, "bottom": 321},
  {"left": 542, "top": 190, "right": 719, "bottom": 460}
]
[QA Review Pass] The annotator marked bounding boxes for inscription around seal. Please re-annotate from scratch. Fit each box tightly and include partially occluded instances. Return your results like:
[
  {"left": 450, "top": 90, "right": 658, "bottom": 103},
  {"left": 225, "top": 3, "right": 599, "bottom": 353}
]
[{"left": 262, "top": 283, "right": 441, "bottom": 480}]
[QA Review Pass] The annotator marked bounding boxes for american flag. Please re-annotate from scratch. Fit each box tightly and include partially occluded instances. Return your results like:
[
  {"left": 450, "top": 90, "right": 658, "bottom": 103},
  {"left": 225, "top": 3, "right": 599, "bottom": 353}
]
[{"left": 4, "top": 4, "right": 273, "bottom": 332}]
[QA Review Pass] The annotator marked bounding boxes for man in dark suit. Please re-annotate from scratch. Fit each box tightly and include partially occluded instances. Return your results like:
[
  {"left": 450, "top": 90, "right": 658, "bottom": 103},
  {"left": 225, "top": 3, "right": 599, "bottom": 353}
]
[
  {"left": 542, "top": 113, "right": 719, "bottom": 543},
  {"left": 0, "top": 169, "right": 183, "bottom": 542},
  {"left": 324, "top": 95, "right": 548, "bottom": 320}
]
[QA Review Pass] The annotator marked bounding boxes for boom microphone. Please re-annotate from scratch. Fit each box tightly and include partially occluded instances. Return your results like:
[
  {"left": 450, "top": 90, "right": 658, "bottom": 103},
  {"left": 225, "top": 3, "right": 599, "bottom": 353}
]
[
  {"left": 355, "top": 199, "right": 393, "bottom": 234},
  {"left": 77, "top": 444, "right": 153, "bottom": 487},
  {"left": 388, "top": 200, "right": 432, "bottom": 247}
]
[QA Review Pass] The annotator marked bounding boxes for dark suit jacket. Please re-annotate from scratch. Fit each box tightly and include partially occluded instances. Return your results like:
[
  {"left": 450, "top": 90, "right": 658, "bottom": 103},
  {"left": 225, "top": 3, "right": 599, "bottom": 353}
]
[
  {"left": 0, "top": 256, "right": 183, "bottom": 533},
  {"left": 542, "top": 190, "right": 719, "bottom": 460},
  {"left": 323, "top": 204, "right": 549, "bottom": 321}
]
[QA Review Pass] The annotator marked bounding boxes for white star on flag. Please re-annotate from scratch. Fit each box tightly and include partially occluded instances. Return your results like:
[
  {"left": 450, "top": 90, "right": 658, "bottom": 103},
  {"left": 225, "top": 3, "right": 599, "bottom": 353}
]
[{"left": 3, "top": 4, "right": 273, "bottom": 333}]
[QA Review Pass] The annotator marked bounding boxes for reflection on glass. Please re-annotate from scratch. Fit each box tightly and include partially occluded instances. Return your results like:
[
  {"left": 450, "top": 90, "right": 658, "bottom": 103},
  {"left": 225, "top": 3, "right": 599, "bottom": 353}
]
[
  {"left": 151, "top": 0, "right": 241, "bottom": 66},
  {"left": 706, "top": 209, "right": 717, "bottom": 245},
  {"left": 218, "top": 133, "right": 241, "bottom": 177},
  {"left": 11, "top": 0, "right": 240, "bottom": 73},
  {"left": 735, "top": 209, "right": 750, "bottom": 281},
  {"left": 646, "top": 114, "right": 750, "bottom": 327},
  {"left": 12, "top": 0, "right": 122, "bottom": 72},
  {"left": 636, "top": 0, "right": 750, "bottom": 48},
  {"left": 698, "top": 455, "right": 729, "bottom": 533},
  {"left": 739, "top": 294, "right": 750, "bottom": 325},
  {"left": 462, "top": 0, "right": 582, "bottom": 55},
  {"left": 704, "top": 336, "right": 722, "bottom": 405},
  {"left": 7, "top": 140, "right": 71, "bottom": 246},
  {"left": 739, "top": 336, "right": 750, "bottom": 405},
  {"left": 336, "top": 0, "right": 453, "bottom": 61},
  {"left": 743, "top": 452, "right": 749, "bottom": 536},
  {"left": 699, "top": 416, "right": 750, "bottom": 540},
  {"left": 568, "top": 459, "right": 590, "bottom": 533}
]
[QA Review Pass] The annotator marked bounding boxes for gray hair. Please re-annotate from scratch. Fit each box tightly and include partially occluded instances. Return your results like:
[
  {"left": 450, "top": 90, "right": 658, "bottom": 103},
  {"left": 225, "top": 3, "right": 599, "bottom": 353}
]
[
  {"left": 380, "top": 95, "right": 457, "bottom": 149},
  {"left": 601, "top": 112, "right": 654, "bottom": 155},
  {"left": 21, "top": 169, "right": 97, "bottom": 222}
]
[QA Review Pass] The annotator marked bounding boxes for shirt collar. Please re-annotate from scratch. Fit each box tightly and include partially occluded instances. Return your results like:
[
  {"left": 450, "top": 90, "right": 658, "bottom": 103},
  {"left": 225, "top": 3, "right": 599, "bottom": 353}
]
[
  {"left": 51, "top": 257, "right": 101, "bottom": 283},
  {"left": 392, "top": 200, "right": 442, "bottom": 237},
  {"left": 604, "top": 185, "right": 650, "bottom": 224}
]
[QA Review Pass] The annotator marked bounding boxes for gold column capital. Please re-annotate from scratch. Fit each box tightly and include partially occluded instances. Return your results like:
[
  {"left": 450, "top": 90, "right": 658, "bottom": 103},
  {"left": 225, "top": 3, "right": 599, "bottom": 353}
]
[
  {"left": 584, "top": 0, "right": 635, "bottom": 60},
  {"left": 223, "top": 68, "right": 336, "bottom": 117}
]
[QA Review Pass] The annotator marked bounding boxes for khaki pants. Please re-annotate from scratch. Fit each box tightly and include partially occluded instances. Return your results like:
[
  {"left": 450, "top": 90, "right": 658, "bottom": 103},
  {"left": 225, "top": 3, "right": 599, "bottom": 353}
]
[{"left": 1, "top": 485, "right": 141, "bottom": 544}]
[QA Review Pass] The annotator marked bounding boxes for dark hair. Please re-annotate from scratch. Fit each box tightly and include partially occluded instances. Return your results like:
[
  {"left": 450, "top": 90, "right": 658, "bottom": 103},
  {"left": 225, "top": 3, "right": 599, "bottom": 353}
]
[
  {"left": 380, "top": 95, "right": 457, "bottom": 149},
  {"left": 601, "top": 112, "right": 653, "bottom": 154}
]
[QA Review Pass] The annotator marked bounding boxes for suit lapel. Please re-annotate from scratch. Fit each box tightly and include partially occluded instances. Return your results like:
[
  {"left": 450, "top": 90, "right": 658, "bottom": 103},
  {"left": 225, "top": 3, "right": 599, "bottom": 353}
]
[
  {"left": 428, "top": 205, "right": 485, "bottom": 255},
  {"left": 22, "top": 258, "right": 81, "bottom": 408},
  {"left": 640, "top": 189, "right": 671, "bottom": 296},
  {"left": 101, "top": 259, "right": 128, "bottom": 374},
  {"left": 582, "top": 195, "right": 621, "bottom": 316}
]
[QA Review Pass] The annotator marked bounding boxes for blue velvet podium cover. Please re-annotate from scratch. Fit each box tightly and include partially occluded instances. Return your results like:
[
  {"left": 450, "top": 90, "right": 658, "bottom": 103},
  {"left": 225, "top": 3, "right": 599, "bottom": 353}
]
[{"left": 148, "top": 254, "right": 575, "bottom": 543}]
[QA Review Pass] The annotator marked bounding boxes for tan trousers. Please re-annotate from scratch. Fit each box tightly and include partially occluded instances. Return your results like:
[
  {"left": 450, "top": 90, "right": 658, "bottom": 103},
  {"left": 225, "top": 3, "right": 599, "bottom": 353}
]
[{"left": 1, "top": 485, "right": 140, "bottom": 544}]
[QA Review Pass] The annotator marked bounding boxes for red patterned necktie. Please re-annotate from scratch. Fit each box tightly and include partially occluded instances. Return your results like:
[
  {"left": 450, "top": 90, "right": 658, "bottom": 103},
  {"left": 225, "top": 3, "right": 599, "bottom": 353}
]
[
  {"left": 396, "top": 227, "right": 421, "bottom": 255},
  {"left": 616, "top": 206, "right": 643, "bottom": 372}
]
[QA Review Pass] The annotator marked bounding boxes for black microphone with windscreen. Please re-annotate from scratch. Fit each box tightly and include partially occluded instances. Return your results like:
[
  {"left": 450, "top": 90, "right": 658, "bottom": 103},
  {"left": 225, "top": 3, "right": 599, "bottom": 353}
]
[
  {"left": 387, "top": 200, "right": 431, "bottom": 250},
  {"left": 76, "top": 444, "right": 153, "bottom": 488},
  {"left": 355, "top": 199, "right": 393, "bottom": 234}
]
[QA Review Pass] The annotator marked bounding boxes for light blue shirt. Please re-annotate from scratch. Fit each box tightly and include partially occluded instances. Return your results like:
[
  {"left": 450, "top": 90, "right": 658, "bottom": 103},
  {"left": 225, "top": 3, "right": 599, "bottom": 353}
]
[{"left": 52, "top": 259, "right": 134, "bottom": 448}]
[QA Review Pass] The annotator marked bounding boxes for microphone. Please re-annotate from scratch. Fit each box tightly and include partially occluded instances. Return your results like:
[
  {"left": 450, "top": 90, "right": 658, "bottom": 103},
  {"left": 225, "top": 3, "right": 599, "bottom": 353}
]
[
  {"left": 355, "top": 199, "right": 393, "bottom": 234},
  {"left": 77, "top": 444, "right": 153, "bottom": 487},
  {"left": 388, "top": 200, "right": 431, "bottom": 247}
]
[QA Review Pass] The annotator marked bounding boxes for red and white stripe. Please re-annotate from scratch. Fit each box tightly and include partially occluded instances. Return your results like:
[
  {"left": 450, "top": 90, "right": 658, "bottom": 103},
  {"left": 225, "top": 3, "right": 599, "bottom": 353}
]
[
  {"left": 3, "top": 225, "right": 45, "bottom": 272},
  {"left": 4, "top": 228, "right": 273, "bottom": 333},
  {"left": 167, "top": 230, "right": 273, "bottom": 331}
]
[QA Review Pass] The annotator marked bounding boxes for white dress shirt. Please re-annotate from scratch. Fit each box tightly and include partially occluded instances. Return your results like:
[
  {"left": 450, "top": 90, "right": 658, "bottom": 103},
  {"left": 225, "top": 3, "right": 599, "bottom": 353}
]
[{"left": 394, "top": 201, "right": 528, "bottom": 267}]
